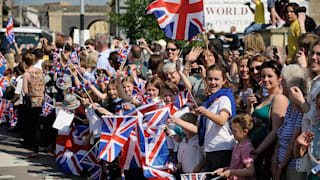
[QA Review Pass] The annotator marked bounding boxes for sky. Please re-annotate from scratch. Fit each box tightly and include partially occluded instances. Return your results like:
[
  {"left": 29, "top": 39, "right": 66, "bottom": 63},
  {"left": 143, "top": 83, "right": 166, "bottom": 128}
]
[{"left": 14, "top": 0, "right": 109, "bottom": 6}]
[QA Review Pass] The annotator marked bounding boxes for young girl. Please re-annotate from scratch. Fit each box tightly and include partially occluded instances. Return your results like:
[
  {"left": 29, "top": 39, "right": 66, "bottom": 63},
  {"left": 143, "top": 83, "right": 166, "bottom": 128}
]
[
  {"left": 90, "top": 79, "right": 120, "bottom": 115},
  {"left": 213, "top": 114, "right": 255, "bottom": 180},
  {"left": 145, "top": 77, "right": 163, "bottom": 103},
  {"left": 168, "top": 64, "right": 237, "bottom": 176}
]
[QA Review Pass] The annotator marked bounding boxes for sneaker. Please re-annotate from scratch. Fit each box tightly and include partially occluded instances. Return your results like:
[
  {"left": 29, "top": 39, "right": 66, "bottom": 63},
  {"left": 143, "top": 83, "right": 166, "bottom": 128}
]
[
  {"left": 266, "top": 25, "right": 277, "bottom": 30},
  {"left": 277, "top": 20, "right": 286, "bottom": 28}
]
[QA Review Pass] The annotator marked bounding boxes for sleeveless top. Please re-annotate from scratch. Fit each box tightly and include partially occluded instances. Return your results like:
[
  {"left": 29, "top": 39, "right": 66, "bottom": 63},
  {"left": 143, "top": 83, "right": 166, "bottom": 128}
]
[
  {"left": 250, "top": 103, "right": 271, "bottom": 148},
  {"left": 28, "top": 70, "right": 45, "bottom": 107}
]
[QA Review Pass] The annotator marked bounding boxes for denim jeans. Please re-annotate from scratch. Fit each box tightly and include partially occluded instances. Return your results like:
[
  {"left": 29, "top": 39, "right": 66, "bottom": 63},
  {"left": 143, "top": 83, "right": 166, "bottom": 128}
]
[{"left": 244, "top": 23, "right": 267, "bottom": 35}]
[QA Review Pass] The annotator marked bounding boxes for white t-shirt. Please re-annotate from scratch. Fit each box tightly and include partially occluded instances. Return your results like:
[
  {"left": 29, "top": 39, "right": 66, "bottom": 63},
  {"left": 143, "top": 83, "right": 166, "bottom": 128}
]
[
  {"left": 178, "top": 135, "right": 204, "bottom": 173},
  {"left": 204, "top": 96, "right": 236, "bottom": 152},
  {"left": 14, "top": 75, "right": 24, "bottom": 104}
]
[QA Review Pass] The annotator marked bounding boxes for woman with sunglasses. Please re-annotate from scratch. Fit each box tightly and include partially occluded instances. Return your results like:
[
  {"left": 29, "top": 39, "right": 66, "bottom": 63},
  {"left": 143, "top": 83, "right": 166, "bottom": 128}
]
[
  {"left": 164, "top": 41, "right": 180, "bottom": 63},
  {"left": 246, "top": 55, "right": 267, "bottom": 112},
  {"left": 249, "top": 61, "right": 289, "bottom": 180}
]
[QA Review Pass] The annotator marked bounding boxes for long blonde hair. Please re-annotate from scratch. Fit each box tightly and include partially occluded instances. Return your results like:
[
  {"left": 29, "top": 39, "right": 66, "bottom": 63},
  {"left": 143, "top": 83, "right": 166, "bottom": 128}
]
[{"left": 243, "top": 32, "right": 265, "bottom": 53}]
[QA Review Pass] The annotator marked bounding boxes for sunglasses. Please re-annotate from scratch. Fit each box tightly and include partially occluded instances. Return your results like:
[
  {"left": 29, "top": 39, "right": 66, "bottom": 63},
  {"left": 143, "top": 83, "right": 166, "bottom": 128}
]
[
  {"left": 166, "top": 48, "right": 177, "bottom": 52},
  {"left": 249, "top": 65, "right": 261, "bottom": 72}
]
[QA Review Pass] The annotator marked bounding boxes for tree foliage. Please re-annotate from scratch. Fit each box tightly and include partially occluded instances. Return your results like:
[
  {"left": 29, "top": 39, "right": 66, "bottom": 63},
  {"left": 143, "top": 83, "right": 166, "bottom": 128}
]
[
  {"left": 109, "top": 0, "right": 204, "bottom": 53},
  {"left": 110, "top": 0, "right": 166, "bottom": 42}
]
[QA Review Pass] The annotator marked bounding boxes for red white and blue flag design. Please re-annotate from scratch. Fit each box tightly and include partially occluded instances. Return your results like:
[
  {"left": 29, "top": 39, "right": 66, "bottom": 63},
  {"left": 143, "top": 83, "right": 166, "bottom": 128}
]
[
  {"left": 0, "top": 53, "right": 7, "bottom": 65},
  {"left": 181, "top": 173, "right": 207, "bottom": 180},
  {"left": 174, "top": 90, "right": 195, "bottom": 109},
  {"left": 117, "top": 48, "right": 129, "bottom": 63},
  {"left": 183, "top": 36, "right": 202, "bottom": 48},
  {"left": 0, "top": 75, "right": 9, "bottom": 98},
  {"left": 98, "top": 116, "right": 137, "bottom": 162},
  {"left": 8, "top": 104, "right": 18, "bottom": 127},
  {"left": 6, "top": 17, "right": 15, "bottom": 44},
  {"left": 69, "top": 51, "right": 79, "bottom": 64},
  {"left": 135, "top": 112, "right": 175, "bottom": 179},
  {"left": 55, "top": 123, "right": 92, "bottom": 176},
  {"left": 44, "top": 94, "right": 53, "bottom": 104},
  {"left": 41, "top": 102, "right": 54, "bottom": 117},
  {"left": 146, "top": 0, "right": 205, "bottom": 40}
]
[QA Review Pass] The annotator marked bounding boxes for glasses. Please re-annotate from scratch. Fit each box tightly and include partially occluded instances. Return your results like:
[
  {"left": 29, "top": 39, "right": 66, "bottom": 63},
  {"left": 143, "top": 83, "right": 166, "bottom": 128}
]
[
  {"left": 249, "top": 65, "right": 261, "bottom": 72},
  {"left": 310, "top": 51, "right": 320, "bottom": 58},
  {"left": 166, "top": 48, "right": 177, "bottom": 52}
]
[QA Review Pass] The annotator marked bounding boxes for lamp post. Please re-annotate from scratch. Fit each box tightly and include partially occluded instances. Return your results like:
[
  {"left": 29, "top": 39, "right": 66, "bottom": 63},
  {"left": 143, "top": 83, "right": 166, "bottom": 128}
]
[{"left": 80, "top": 0, "right": 84, "bottom": 46}]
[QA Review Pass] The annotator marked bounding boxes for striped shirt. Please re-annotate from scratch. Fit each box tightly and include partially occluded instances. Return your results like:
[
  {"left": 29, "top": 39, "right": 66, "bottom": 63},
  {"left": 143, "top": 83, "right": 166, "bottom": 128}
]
[{"left": 277, "top": 103, "right": 303, "bottom": 168}]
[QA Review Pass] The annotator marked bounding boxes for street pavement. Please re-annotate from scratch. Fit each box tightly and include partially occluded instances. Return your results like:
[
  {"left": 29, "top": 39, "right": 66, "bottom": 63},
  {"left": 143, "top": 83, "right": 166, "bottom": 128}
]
[{"left": 0, "top": 125, "right": 86, "bottom": 180}]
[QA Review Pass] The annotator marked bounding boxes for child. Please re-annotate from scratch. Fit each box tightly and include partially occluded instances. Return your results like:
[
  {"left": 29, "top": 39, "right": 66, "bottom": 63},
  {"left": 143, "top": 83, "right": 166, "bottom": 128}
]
[
  {"left": 213, "top": 114, "right": 255, "bottom": 180},
  {"left": 167, "top": 64, "right": 237, "bottom": 175},
  {"left": 174, "top": 113, "right": 204, "bottom": 174},
  {"left": 294, "top": 92, "right": 320, "bottom": 179}
]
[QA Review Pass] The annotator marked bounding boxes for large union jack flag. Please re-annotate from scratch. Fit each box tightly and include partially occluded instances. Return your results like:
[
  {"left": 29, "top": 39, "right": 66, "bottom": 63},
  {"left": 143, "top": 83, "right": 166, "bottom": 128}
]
[
  {"left": 146, "top": 0, "right": 205, "bottom": 40},
  {"left": 98, "top": 116, "right": 137, "bottom": 162},
  {"left": 6, "top": 17, "right": 15, "bottom": 44}
]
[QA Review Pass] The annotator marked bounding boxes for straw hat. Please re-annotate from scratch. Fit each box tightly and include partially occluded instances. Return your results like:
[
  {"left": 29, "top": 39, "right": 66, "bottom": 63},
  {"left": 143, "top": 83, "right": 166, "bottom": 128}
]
[{"left": 63, "top": 94, "right": 80, "bottom": 110}]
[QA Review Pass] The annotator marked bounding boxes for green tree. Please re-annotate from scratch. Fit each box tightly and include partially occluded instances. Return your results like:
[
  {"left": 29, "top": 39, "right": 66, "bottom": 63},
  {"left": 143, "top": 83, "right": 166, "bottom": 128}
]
[
  {"left": 109, "top": 0, "right": 204, "bottom": 53},
  {"left": 110, "top": 0, "right": 166, "bottom": 42}
]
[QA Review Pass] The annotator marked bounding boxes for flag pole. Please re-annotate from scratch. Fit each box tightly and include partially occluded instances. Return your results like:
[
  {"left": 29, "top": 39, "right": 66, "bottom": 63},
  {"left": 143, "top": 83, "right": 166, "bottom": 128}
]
[{"left": 79, "top": 140, "right": 100, "bottom": 164}]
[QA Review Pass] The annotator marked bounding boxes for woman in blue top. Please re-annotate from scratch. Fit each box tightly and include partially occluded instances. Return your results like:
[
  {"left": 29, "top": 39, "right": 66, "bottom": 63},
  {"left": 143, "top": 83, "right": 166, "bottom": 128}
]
[{"left": 271, "top": 64, "right": 310, "bottom": 180}]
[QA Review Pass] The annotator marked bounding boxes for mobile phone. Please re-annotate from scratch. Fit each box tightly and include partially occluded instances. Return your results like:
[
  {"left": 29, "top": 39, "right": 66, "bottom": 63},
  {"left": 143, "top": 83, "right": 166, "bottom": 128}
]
[
  {"left": 190, "top": 68, "right": 200, "bottom": 74},
  {"left": 247, "top": 88, "right": 253, "bottom": 95},
  {"left": 273, "top": 47, "right": 279, "bottom": 60}
]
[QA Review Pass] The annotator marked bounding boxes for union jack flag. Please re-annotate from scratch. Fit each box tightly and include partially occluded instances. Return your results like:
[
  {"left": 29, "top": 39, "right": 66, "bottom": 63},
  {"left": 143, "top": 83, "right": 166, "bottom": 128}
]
[
  {"left": 0, "top": 53, "right": 7, "bottom": 65},
  {"left": 0, "top": 76, "right": 9, "bottom": 98},
  {"left": 44, "top": 94, "right": 53, "bottom": 104},
  {"left": 146, "top": 0, "right": 205, "bottom": 40},
  {"left": 135, "top": 112, "right": 175, "bottom": 179},
  {"left": 138, "top": 94, "right": 152, "bottom": 105},
  {"left": 98, "top": 116, "right": 137, "bottom": 162},
  {"left": 181, "top": 173, "right": 206, "bottom": 180},
  {"left": 117, "top": 48, "right": 129, "bottom": 63},
  {"left": 183, "top": 36, "right": 202, "bottom": 48},
  {"left": 174, "top": 90, "right": 195, "bottom": 109},
  {"left": 133, "top": 77, "right": 146, "bottom": 96},
  {"left": 8, "top": 104, "right": 18, "bottom": 127},
  {"left": 41, "top": 102, "right": 54, "bottom": 117},
  {"left": 119, "top": 131, "right": 142, "bottom": 170},
  {"left": 0, "top": 99, "right": 11, "bottom": 124},
  {"left": 80, "top": 144, "right": 103, "bottom": 180},
  {"left": 6, "top": 16, "right": 15, "bottom": 44},
  {"left": 56, "top": 123, "right": 91, "bottom": 176},
  {"left": 69, "top": 51, "right": 79, "bottom": 64}
]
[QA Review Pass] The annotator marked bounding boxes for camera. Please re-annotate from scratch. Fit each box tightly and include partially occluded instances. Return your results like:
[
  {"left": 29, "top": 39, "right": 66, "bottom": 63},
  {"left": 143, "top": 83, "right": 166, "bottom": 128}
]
[{"left": 190, "top": 68, "right": 200, "bottom": 74}]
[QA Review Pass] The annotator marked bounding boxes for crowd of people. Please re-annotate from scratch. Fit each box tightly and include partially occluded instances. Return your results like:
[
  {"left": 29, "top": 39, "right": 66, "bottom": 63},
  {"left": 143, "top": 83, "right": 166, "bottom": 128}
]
[{"left": 1, "top": 1, "right": 320, "bottom": 180}]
